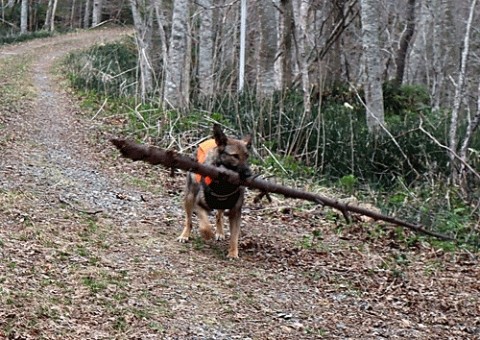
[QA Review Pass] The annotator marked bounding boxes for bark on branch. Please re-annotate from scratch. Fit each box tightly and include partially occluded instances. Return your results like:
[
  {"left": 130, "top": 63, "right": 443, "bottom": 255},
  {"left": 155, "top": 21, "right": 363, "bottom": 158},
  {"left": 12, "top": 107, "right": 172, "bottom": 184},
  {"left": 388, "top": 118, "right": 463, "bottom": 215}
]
[{"left": 111, "top": 138, "right": 454, "bottom": 242}]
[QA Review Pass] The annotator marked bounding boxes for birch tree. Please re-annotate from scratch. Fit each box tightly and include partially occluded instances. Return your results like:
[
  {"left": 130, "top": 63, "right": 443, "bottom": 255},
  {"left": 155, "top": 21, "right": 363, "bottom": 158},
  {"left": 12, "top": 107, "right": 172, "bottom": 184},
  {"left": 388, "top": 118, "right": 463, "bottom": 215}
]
[
  {"left": 360, "top": 0, "right": 385, "bottom": 134},
  {"left": 163, "top": 0, "right": 190, "bottom": 109},
  {"left": 92, "top": 0, "right": 103, "bottom": 27},
  {"left": 256, "top": 0, "right": 277, "bottom": 98},
  {"left": 431, "top": 0, "right": 452, "bottom": 111},
  {"left": 394, "top": 0, "right": 416, "bottom": 84},
  {"left": 291, "top": 0, "right": 311, "bottom": 118},
  {"left": 197, "top": 0, "right": 214, "bottom": 98},
  {"left": 448, "top": 0, "right": 478, "bottom": 181},
  {"left": 84, "top": 0, "right": 91, "bottom": 28},
  {"left": 276, "top": 0, "right": 293, "bottom": 91},
  {"left": 20, "top": 0, "right": 27, "bottom": 34},
  {"left": 44, "top": 0, "right": 61, "bottom": 31},
  {"left": 130, "top": 0, "right": 154, "bottom": 102}
]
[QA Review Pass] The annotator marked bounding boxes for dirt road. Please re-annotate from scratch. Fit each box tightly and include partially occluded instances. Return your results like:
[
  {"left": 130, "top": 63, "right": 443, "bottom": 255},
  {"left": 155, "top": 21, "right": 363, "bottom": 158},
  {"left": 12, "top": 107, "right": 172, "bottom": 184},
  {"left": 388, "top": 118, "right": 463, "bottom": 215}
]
[{"left": 0, "top": 29, "right": 479, "bottom": 339}]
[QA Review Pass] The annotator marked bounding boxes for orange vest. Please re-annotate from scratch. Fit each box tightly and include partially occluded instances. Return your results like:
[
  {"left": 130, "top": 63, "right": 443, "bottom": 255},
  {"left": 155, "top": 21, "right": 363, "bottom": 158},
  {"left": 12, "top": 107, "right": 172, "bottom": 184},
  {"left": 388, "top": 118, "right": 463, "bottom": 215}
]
[{"left": 195, "top": 139, "right": 217, "bottom": 185}]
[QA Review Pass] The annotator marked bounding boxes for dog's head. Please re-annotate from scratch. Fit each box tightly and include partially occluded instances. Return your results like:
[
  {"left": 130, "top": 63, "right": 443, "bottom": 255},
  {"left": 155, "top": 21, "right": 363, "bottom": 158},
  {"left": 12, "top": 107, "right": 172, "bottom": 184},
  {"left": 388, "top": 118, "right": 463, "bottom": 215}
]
[{"left": 213, "top": 124, "right": 252, "bottom": 179}]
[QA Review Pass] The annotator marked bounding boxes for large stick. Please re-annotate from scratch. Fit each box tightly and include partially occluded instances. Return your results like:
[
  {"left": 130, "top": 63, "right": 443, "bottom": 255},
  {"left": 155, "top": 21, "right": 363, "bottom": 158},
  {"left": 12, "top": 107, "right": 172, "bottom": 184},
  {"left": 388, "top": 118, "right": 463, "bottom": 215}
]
[{"left": 110, "top": 138, "right": 454, "bottom": 242}]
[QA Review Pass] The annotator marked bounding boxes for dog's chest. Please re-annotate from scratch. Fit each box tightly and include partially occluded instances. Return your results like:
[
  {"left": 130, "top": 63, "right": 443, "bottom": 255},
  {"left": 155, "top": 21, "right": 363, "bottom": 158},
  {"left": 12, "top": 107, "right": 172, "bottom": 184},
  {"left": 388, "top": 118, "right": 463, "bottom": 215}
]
[{"left": 203, "top": 184, "right": 242, "bottom": 210}]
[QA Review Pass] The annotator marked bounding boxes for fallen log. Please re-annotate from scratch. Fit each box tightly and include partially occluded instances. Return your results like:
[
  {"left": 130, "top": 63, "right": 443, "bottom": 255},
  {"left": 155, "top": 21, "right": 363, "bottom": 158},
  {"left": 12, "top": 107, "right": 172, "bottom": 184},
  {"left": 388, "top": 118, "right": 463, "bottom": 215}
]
[{"left": 110, "top": 138, "right": 454, "bottom": 242}]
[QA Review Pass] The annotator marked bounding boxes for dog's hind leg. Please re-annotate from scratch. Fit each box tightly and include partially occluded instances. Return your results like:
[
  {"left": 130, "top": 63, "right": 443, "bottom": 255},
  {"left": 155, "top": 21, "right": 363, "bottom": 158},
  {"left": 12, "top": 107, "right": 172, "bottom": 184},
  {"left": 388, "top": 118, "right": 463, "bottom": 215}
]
[
  {"left": 215, "top": 210, "right": 225, "bottom": 241},
  {"left": 178, "top": 191, "right": 195, "bottom": 242}
]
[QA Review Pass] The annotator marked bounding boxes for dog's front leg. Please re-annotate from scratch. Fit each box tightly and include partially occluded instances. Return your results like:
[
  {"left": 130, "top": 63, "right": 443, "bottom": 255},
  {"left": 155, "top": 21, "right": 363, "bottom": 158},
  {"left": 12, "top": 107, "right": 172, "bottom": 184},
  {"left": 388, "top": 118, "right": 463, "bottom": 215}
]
[
  {"left": 197, "top": 208, "right": 214, "bottom": 240},
  {"left": 227, "top": 210, "right": 241, "bottom": 258}
]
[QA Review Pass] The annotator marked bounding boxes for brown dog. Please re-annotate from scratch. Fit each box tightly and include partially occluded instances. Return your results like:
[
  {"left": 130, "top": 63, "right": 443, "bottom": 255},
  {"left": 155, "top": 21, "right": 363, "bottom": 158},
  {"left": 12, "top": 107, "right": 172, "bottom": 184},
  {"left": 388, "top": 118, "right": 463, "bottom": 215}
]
[{"left": 177, "top": 124, "right": 252, "bottom": 258}]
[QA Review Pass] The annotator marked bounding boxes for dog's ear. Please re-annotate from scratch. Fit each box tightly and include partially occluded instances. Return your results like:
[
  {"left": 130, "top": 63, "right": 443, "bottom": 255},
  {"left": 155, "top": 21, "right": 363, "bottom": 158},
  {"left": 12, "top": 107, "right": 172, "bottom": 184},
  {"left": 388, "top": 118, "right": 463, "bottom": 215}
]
[
  {"left": 243, "top": 135, "right": 252, "bottom": 149},
  {"left": 213, "top": 124, "right": 228, "bottom": 147}
]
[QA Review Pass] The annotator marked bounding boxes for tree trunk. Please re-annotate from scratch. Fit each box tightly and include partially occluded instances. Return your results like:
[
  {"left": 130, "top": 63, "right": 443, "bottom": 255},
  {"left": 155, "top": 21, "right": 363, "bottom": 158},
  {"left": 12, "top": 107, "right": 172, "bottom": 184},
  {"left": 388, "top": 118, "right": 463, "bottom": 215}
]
[
  {"left": 394, "top": 0, "right": 416, "bottom": 84},
  {"left": 152, "top": 0, "right": 169, "bottom": 97},
  {"left": 278, "top": 0, "right": 293, "bottom": 91},
  {"left": 44, "top": 0, "right": 53, "bottom": 30},
  {"left": 238, "top": 0, "right": 247, "bottom": 93},
  {"left": 360, "top": 0, "right": 385, "bottom": 134},
  {"left": 406, "top": 0, "right": 431, "bottom": 84},
  {"left": 20, "top": 0, "right": 28, "bottom": 34},
  {"left": 130, "top": 0, "right": 154, "bottom": 102},
  {"left": 256, "top": 0, "right": 277, "bottom": 98},
  {"left": 84, "top": 0, "right": 91, "bottom": 28},
  {"left": 163, "top": 0, "right": 190, "bottom": 109},
  {"left": 431, "top": 0, "right": 452, "bottom": 111},
  {"left": 197, "top": 0, "right": 214, "bottom": 98},
  {"left": 92, "top": 0, "right": 103, "bottom": 27},
  {"left": 448, "top": 0, "right": 477, "bottom": 182},
  {"left": 49, "top": 0, "right": 59, "bottom": 31}
]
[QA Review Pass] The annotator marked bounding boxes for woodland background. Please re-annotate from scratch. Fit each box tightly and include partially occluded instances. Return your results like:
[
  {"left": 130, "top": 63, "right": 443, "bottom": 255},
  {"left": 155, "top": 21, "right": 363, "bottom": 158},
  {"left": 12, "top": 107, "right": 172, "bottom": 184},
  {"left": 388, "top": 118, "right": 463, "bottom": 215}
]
[{"left": 1, "top": 0, "right": 479, "bottom": 245}]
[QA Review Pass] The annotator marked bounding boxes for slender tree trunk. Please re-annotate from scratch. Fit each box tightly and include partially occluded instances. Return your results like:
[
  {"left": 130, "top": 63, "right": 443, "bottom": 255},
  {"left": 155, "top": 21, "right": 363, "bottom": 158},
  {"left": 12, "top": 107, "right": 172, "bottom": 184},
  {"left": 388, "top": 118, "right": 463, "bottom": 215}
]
[
  {"left": 20, "top": 0, "right": 28, "bottom": 34},
  {"left": 152, "top": 0, "right": 169, "bottom": 97},
  {"left": 44, "top": 0, "right": 53, "bottom": 30},
  {"left": 84, "top": 0, "right": 91, "bottom": 28},
  {"left": 407, "top": 0, "right": 431, "bottom": 84},
  {"left": 431, "top": 0, "right": 451, "bottom": 111},
  {"left": 256, "top": 0, "right": 277, "bottom": 98},
  {"left": 395, "top": 0, "right": 416, "bottom": 84},
  {"left": 92, "top": 0, "right": 103, "bottom": 27},
  {"left": 70, "top": 0, "right": 75, "bottom": 28},
  {"left": 49, "top": 0, "right": 58, "bottom": 31},
  {"left": 459, "top": 81, "right": 480, "bottom": 182},
  {"left": 360, "top": 0, "right": 385, "bottom": 134},
  {"left": 197, "top": 0, "right": 214, "bottom": 98},
  {"left": 130, "top": 0, "right": 154, "bottom": 102},
  {"left": 449, "top": 0, "right": 477, "bottom": 181},
  {"left": 291, "top": 0, "right": 311, "bottom": 117},
  {"left": 163, "top": 0, "right": 189, "bottom": 109},
  {"left": 238, "top": 0, "right": 247, "bottom": 93},
  {"left": 277, "top": 0, "right": 293, "bottom": 91}
]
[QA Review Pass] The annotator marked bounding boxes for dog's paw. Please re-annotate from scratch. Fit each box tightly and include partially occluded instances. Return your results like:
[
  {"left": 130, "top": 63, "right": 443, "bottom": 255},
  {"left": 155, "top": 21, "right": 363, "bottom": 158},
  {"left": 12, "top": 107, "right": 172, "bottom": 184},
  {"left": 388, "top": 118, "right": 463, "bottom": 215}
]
[
  {"left": 227, "top": 251, "right": 239, "bottom": 259},
  {"left": 177, "top": 236, "right": 190, "bottom": 243},
  {"left": 199, "top": 228, "right": 214, "bottom": 240},
  {"left": 215, "top": 232, "right": 225, "bottom": 241}
]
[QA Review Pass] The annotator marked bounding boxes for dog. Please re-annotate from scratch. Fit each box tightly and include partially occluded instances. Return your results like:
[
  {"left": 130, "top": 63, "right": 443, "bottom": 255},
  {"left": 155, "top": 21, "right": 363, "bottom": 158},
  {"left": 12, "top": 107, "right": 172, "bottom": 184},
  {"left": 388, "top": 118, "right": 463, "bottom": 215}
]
[{"left": 177, "top": 124, "right": 252, "bottom": 258}]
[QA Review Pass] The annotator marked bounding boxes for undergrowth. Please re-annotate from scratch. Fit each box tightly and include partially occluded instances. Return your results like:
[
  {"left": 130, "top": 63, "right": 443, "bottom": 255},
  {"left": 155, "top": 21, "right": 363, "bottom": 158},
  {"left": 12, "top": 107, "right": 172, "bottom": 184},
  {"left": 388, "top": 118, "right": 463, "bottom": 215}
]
[
  {"left": 62, "top": 39, "right": 480, "bottom": 251},
  {"left": 0, "top": 30, "right": 55, "bottom": 45}
]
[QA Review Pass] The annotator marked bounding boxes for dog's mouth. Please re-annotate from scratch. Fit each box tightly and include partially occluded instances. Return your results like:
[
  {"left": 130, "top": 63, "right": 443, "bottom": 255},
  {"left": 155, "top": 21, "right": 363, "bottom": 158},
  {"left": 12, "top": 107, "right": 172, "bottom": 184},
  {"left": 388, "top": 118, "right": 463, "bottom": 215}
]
[{"left": 216, "top": 163, "right": 252, "bottom": 180}]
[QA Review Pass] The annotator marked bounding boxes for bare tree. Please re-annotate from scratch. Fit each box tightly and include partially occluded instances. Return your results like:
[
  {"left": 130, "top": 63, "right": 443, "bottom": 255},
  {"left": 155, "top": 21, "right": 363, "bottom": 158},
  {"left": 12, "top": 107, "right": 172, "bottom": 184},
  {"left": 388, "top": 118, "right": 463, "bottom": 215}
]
[
  {"left": 20, "top": 0, "right": 27, "bottom": 34},
  {"left": 197, "top": 0, "right": 214, "bottom": 98},
  {"left": 92, "top": 0, "right": 103, "bottom": 27},
  {"left": 360, "top": 0, "right": 385, "bottom": 134},
  {"left": 276, "top": 0, "right": 294, "bottom": 91},
  {"left": 163, "top": 0, "right": 190, "bottom": 109},
  {"left": 448, "top": 0, "right": 478, "bottom": 181},
  {"left": 431, "top": 0, "right": 452, "bottom": 111},
  {"left": 130, "top": 0, "right": 154, "bottom": 102},
  {"left": 84, "top": 0, "right": 92, "bottom": 28},
  {"left": 256, "top": 0, "right": 277, "bottom": 98},
  {"left": 395, "top": 0, "right": 416, "bottom": 84}
]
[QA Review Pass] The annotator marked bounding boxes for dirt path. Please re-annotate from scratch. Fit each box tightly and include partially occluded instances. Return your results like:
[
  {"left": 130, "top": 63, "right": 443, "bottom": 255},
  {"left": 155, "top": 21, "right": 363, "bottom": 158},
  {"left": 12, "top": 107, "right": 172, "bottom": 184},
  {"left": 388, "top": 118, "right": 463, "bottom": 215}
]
[{"left": 1, "top": 29, "right": 479, "bottom": 339}]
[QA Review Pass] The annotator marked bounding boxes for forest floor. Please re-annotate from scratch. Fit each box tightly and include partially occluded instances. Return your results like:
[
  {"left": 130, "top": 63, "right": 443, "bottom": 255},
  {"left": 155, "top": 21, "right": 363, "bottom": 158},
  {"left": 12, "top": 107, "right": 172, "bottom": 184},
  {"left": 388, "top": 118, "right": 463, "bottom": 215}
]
[{"left": 0, "top": 28, "right": 479, "bottom": 339}]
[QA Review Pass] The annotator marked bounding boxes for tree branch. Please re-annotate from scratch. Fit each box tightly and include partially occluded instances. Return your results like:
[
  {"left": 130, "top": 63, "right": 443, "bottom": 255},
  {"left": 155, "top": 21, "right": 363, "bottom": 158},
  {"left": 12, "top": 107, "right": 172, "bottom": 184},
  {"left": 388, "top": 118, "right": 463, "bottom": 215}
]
[{"left": 111, "top": 138, "right": 455, "bottom": 242}]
